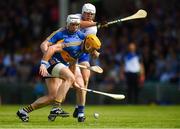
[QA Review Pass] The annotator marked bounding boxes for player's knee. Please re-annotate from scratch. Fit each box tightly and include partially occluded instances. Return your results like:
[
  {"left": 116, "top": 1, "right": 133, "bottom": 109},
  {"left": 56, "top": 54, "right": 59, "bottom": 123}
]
[
  {"left": 66, "top": 74, "right": 75, "bottom": 84},
  {"left": 47, "top": 95, "right": 56, "bottom": 101},
  {"left": 76, "top": 74, "right": 83, "bottom": 81}
]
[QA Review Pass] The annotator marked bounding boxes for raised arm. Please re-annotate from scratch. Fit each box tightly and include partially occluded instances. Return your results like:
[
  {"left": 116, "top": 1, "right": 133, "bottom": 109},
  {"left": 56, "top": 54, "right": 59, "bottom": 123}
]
[{"left": 80, "top": 20, "right": 97, "bottom": 28}]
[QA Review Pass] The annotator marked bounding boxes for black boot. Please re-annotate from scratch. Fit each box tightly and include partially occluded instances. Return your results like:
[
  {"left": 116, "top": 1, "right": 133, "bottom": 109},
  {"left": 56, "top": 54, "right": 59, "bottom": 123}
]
[
  {"left": 78, "top": 116, "right": 86, "bottom": 122},
  {"left": 16, "top": 110, "right": 29, "bottom": 122},
  {"left": 48, "top": 108, "right": 69, "bottom": 121},
  {"left": 73, "top": 108, "right": 78, "bottom": 118}
]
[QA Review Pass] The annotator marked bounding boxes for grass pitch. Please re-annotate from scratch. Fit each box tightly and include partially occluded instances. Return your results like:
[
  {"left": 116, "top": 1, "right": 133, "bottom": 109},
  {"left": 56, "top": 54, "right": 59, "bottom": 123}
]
[{"left": 0, "top": 105, "right": 180, "bottom": 129}]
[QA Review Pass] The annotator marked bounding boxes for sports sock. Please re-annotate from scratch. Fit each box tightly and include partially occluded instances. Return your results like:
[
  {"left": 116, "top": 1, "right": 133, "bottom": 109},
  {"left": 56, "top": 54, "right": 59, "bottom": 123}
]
[
  {"left": 52, "top": 100, "right": 61, "bottom": 109},
  {"left": 78, "top": 105, "right": 84, "bottom": 117},
  {"left": 23, "top": 105, "right": 34, "bottom": 113}
]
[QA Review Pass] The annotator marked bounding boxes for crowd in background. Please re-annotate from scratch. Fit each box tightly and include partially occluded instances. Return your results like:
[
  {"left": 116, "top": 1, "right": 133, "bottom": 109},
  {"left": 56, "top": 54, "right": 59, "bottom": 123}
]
[
  {"left": 0, "top": 0, "right": 179, "bottom": 87},
  {"left": 0, "top": 0, "right": 58, "bottom": 83}
]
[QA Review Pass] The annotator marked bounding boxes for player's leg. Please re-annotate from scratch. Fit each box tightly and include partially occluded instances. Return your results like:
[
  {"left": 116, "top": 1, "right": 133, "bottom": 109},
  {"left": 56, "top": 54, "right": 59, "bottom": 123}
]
[
  {"left": 73, "top": 62, "right": 90, "bottom": 122},
  {"left": 32, "top": 78, "right": 61, "bottom": 109},
  {"left": 31, "top": 78, "right": 69, "bottom": 117},
  {"left": 16, "top": 78, "right": 61, "bottom": 122},
  {"left": 48, "top": 63, "right": 76, "bottom": 121},
  {"left": 73, "top": 67, "right": 86, "bottom": 121}
]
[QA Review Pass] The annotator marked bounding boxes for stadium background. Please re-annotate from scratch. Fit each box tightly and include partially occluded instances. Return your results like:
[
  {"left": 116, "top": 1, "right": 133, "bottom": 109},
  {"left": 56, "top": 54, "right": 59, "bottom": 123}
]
[{"left": 0, "top": 0, "right": 179, "bottom": 105}]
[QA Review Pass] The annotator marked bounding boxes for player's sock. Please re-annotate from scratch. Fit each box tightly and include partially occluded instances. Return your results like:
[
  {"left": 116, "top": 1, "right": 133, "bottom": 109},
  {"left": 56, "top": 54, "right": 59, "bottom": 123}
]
[
  {"left": 48, "top": 100, "right": 69, "bottom": 121},
  {"left": 23, "top": 105, "right": 34, "bottom": 113},
  {"left": 52, "top": 100, "right": 61, "bottom": 109},
  {"left": 77, "top": 106, "right": 86, "bottom": 122},
  {"left": 78, "top": 105, "right": 85, "bottom": 117}
]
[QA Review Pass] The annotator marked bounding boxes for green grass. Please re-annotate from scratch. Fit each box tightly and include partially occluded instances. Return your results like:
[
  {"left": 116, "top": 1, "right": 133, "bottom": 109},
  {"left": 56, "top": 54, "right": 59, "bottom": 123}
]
[{"left": 0, "top": 105, "right": 180, "bottom": 129}]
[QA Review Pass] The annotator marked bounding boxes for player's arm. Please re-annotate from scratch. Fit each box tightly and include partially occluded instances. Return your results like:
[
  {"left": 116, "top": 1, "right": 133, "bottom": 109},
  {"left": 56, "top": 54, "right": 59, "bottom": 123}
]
[
  {"left": 42, "top": 43, "right": 64, "bottom": 61},
  {"left": 39, "top": 43, "right": 65, "bottom": 76},
  {"left": 40, "top": 40, "right": 53, "bottom": 54},
  {"left": 139, "top": 58, "right": 145, "bottom": 86},
  {"left": 40, "top": 29, "right": 61, "bottom": 53},
  {"left": 42, "top": 29, "right": 65, "bottom": 61},
  {"left": 140, "top": 63, "right": 145, "bottom": 76},
  {"left": 41, "top": 28, "right": 63, "bottom": 54},
  {"left": 80, "top": 20, "right": 97, "bottom": 28},
  {"left": 80, "top": 20, "right": 108, "bottom": 29}
]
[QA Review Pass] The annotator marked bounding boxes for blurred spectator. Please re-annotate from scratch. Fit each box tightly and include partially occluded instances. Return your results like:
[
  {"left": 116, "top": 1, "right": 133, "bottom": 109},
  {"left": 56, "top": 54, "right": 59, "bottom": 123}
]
[
  {"left": 0, "top": 51, "right": 6, "bottom": 82},
  {"left": 33, "top": 77, "right": 46, "bottom": 98},
  {"left": 120, "top": 42, "right": 145, "bottom": 104}
]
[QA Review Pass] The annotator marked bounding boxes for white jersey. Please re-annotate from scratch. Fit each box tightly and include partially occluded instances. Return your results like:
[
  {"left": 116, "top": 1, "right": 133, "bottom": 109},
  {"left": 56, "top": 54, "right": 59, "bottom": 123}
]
[
  {"left": 75, "top": 14, "right": 97, "bottom": 36},
  {"left": 124, "top": 53, "right": 141, "bottom": 73}
]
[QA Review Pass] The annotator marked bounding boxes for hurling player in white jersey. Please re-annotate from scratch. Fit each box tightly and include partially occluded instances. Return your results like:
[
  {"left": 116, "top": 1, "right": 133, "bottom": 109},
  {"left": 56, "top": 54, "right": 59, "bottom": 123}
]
[{"left": 73, "top": 3, "right": 105, "bottom": 122}]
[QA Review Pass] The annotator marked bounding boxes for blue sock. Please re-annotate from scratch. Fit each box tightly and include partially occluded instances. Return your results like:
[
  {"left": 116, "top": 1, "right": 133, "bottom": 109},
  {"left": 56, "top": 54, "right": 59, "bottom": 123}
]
[{"left": 78, "top": 105, "right": 84, "bottom": 117}]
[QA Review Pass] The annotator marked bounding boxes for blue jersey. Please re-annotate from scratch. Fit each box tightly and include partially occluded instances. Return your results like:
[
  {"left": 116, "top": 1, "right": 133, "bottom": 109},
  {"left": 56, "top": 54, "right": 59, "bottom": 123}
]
[
  {"left": 123, "top": 52, "right": 142, "bottom": 73},
  {"left": 47, "top": 28, "right": 89, "bottom": 65}
]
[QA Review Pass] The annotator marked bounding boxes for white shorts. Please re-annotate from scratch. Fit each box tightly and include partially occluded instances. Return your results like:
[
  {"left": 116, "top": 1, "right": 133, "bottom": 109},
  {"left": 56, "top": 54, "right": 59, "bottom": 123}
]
[{"left": 48, "top": 63, "right": 67, "bottom": 77}]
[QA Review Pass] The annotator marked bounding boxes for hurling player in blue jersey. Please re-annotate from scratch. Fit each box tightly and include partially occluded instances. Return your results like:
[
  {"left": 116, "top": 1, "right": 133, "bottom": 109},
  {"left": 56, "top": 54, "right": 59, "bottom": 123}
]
[
  {"left": 16, "top": 14, "right": 101, "bottom": 122},
  {"left": 39, "top": 24, "right": 101, "bottom": 123}
]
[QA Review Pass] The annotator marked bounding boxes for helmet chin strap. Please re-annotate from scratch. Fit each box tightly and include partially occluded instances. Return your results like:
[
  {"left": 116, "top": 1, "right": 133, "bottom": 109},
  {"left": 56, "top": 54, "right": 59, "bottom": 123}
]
[
  {"left": 68, "top": 30, "right": 76, "bottom": 34},
  {"left": 84, "top": 38, "right": 92, "bottom": 51},
  {"left": 81, "top": 41, "right": 89, "bottom": 53},
  {"left": 66, "top": 22, "right": 80, "bottom": 33},
  {"left": 81, "top": 41, "right": 86, "bottom": 52},
  {"left": 66, "top": 27, "right": 77, "bottom": 34}
]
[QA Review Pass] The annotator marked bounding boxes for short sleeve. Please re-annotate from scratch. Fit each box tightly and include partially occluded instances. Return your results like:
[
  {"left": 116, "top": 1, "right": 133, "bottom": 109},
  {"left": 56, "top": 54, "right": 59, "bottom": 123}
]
[
  {"left": 47, "top": 29, "right": 63, "bottom": 44},
  {"left": 78, "top": 53, "right": 90, "bottom": 63},
  {"left": 77, "top": 30, "right": 86, "bottom": 40}
]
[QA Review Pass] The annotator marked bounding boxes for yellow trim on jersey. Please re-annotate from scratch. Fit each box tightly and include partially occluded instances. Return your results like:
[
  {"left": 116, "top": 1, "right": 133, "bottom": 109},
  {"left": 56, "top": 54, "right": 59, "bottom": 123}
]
[
  {"left": 57, "top": 39, "right": 64, "bottom": 44},
  {"left": 64, "top": 42, "right": 82, "bottom": 47},
  {"left": 60, "top": 42, "right": 82, "bottom": 63},
  {"left": 61, "top": 50, "right": 76, "bottom": 62}
]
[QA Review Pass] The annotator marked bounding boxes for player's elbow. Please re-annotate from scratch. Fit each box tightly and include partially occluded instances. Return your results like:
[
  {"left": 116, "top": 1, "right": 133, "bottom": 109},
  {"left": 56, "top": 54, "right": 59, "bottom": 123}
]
[
  {"left": 40, "top": 40, "right": 51, "bottom": 53},
  {"left": 47, "top": 45, "right": 56, "bottom": 54},
  {"left": 40, "top": 42, "right": 45, "bottom": 49}
]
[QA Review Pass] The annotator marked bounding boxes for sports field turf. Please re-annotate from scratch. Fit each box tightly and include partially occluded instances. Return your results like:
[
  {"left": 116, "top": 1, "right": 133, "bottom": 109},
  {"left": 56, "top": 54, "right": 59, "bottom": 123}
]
[{"left": 0, "top": 105, "right": 180, "bottom": 129}]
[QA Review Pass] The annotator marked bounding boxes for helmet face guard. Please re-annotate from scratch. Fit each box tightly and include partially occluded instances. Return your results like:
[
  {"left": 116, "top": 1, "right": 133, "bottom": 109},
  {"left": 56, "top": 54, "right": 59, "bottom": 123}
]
[
  {"left": 84, "top": 34, "right": 101, "bottom": 53},
  {"left": 66, "top": 14, "right": 80, "bottom": 26},
  {"left": 66, "top": 14, "right": 80, "bottom": 32}
]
